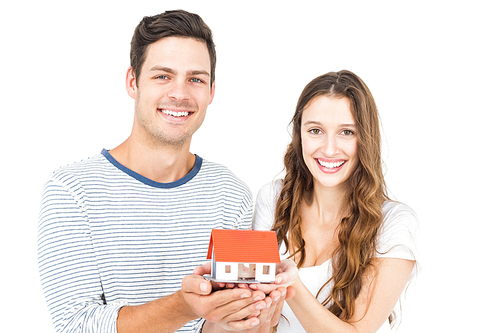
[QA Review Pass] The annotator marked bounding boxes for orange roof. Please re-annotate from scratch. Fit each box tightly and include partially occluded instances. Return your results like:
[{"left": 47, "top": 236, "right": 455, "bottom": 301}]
[{"left": 207, "top": 229, "right": 281, "bottom": 263}]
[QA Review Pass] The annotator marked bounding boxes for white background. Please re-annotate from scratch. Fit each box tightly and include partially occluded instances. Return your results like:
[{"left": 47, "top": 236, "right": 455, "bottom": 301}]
[{"left": 1, "top": 0, "right": 499, "bottom": 332}]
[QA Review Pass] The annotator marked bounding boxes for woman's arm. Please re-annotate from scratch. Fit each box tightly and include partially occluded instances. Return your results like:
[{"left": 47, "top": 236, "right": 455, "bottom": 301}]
[{"left": 287, "top": 258, "right": 415, "bottom": 333}]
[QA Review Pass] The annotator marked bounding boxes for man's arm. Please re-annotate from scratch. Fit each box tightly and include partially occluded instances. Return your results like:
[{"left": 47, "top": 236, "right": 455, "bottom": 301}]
[
  {"left": 117, "top": 291, "right": 196, "bottom": 333},
  {"left": 117, "top": 274, "right": 268, "bottom": 333},
  {"left": 38, "top": 178, "right": 126, "bottom": 333}
]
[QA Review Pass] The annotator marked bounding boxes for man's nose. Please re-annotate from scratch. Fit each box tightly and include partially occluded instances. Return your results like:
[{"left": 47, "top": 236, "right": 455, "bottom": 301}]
[{"left": 167, "top": 79, "right": 190, "bottom": 101}]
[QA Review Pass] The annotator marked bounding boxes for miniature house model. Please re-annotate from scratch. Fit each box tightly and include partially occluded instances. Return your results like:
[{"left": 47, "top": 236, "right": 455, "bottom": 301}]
[{"left": 206, "top": 229, "right": 281, "bottom": 283}]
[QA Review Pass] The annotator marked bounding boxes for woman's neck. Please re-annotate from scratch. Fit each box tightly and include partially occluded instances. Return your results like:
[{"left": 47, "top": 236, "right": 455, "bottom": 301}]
[
  {"left": 303, "top": 182, "right": 349, "bottom": 226},
  {"left": 296, "top": 183, "right": 350, "bottom": 267}
]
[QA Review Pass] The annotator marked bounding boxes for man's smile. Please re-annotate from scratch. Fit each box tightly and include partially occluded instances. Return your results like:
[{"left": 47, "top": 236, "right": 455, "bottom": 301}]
[{"left": 159, "top": 109, "right": 192, "bottom": 117}]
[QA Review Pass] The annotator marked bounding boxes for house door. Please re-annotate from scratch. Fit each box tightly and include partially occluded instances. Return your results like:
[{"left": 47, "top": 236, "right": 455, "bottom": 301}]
[{"left": 238, "top": 263, "right": 256, "bottom": 279}]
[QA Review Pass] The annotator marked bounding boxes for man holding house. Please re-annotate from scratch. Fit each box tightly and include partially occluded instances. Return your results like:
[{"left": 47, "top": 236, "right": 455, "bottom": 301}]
[{"left": 37, "top": 10, "right": 293, "bottom": 333}]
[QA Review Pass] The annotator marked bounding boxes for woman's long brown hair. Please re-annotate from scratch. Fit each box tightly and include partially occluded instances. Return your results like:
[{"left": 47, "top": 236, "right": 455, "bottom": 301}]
[{"left": 273, "top": 70, "right": 389, "bottom": 321}]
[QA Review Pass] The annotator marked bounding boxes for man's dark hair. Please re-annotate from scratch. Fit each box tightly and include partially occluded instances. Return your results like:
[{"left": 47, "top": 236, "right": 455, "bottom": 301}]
[{"left": 130, "top": 10, "right": 216, "bottom": 88}]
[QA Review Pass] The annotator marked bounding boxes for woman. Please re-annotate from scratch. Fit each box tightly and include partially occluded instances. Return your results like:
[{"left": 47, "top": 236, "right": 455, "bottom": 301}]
[{"left": 253, "top": 70, "right": 419, "bottom": 333}]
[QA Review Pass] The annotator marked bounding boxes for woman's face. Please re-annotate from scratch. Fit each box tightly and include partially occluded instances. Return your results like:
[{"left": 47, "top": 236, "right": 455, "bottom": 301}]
[{"left": 301, "top": 95, "right": 358, "bottom": 191}]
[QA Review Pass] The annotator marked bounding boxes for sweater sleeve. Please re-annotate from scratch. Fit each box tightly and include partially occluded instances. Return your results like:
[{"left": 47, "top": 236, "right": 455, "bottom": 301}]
[
  {"left": 37, "top": 176, "right": 126, "bottom": 333},
  {"left": 238, "top": 189, "right": 254, "bottom": 230}
]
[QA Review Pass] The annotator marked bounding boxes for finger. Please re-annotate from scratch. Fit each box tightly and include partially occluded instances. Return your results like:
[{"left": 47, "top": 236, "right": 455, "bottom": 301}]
[
  {"left": 220, "top": 298, "right": 267, "bottom": 323},
  {"left": 261, "top": 303, "right": 275, "bottom": 324},
  {"left": 193, "top": 261, "right": 212, "bottom": 276},
  {"left": 211, "top": 287, "right": 254, "bottom": 307},
  {"left": 274, "top": 259, "right": 298, "bottom": 286},
  {"left": 284, "top": 286, "right": 295, "bottom": 300},
  {"left": 218, "top": 291, "right": 276, "bottom": 332},
  {"left": 275, "top": 272, "right": 290, "bottom": 285},
  {"left": 218, "top": 282, "right": 226, "bottom": 288},
  {"left": 269, "top": 289, "right": 283, "bottom": 302},
  {"left": 261, "top": 288, "right": 286, "bottom": 323},
  {"left": 249, "top": 291, "right": 276, "bottom": 326},
  {"left": 250, "top": 290, "right": 266, "bottom": 301},
  {"left": 237, "top": 283, "right": 250, "bottom": 289},
  {"left": 182, "top": 274, "right": 213, "bottom": 295},
  {"left": 210, "top": 281, "right": 235, "bottom": 291},
  {"left": 248, "top": 283, "right": 280, "bottom": 294},
  {"left": 204, "top": 291, "right": 265, "bottom": 324},
  {"left": 207, "top": 289, "right": 265, "bottom": 319},
  {"left": 225, "top": 316, "right": 260, "bottom": 331},
  {"left": 270, "top": 296, "right": 285, "bottom": 327}
]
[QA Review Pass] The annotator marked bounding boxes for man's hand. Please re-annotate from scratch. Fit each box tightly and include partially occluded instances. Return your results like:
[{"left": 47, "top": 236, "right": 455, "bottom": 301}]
[{"left": 181, "top": 271, "right": 268, "bottom": 331}]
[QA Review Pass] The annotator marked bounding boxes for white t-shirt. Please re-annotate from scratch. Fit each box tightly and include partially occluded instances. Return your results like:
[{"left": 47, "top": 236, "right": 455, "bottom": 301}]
[{"left": 252, "top": 180, "right": 419, "bottom": 333}]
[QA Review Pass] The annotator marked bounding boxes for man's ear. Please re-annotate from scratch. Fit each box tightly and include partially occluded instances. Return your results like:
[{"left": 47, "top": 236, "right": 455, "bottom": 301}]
[
  {"left": 209, "top": 80, "right": 215, "bottom": 105},
  {"left": 125, "top": 67, "right": 137, "bottom": 99}
]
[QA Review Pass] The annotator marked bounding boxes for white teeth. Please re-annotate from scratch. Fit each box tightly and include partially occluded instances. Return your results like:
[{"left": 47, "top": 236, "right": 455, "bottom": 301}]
[
  {"left": 161, "top": 110, "right": 189, "bottom": 117},
  {"left": 317, "top": 159, "right": 345, "bottom": 169}
]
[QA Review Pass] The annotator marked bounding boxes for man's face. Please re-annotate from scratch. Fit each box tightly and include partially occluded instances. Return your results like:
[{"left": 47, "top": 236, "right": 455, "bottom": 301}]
[{"left": 127, "top": 36, "right": 214, "bottom": 148}]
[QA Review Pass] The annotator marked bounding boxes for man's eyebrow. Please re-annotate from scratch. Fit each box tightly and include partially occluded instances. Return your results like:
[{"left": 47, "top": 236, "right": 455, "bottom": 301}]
[
  {"left": 148, "top": 66, "right": 209, "bottom": 77},
  {"left": 187, "top": 69, "right": 210, "bottom": 77},
  {"left": 149, "top": 65, "right": 176, "bottom": 74}
]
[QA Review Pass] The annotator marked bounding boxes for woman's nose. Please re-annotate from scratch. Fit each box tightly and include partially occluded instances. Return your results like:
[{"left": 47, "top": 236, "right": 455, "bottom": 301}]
[{"left": 324, "top": 135, "right": 339, "bottom": 156}]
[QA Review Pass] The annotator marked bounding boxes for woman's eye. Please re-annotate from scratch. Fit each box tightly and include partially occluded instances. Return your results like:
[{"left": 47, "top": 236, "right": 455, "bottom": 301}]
[
  {"left": 310, "top": 129, "right": 322, "bottom": 135},
  {"left": 341, "top": 130, "right": 354, "bottom": 136}
]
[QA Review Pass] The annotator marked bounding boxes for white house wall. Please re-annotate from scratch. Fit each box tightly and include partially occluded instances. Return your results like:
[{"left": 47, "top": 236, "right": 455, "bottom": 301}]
[
  {"left": 255, "top": 263, "right": 276, "bottom": 282},
  {"left": 215, "top": 262, "right": 238, "bottom": 281}
]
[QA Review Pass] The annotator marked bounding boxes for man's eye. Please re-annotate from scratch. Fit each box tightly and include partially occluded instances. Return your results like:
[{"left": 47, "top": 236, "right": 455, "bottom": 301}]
[
  {"left": 156, "top": 75, "right": 168, "bottom": 80},
  {"left": 191, "top": 78, "right": 202, "bottom": 83}
]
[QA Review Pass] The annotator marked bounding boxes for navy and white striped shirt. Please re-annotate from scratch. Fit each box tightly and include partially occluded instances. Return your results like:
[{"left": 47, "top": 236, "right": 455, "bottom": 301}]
[{"left": 38, "top": 150, "right": 253, "bottom": 333}]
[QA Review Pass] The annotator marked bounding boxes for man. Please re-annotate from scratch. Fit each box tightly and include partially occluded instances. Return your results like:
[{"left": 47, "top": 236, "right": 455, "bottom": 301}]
[{"left": 38, "top": 10, "right": 293, "bottom": 333}]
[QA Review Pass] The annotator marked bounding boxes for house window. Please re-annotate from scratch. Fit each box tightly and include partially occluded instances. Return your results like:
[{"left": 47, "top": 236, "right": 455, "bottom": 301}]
[
  {"left": 225, "top": 265, "right": 231, "bottom": 273},
  {"left": 262, "top": 265, "right": 270, "bottom": 275}
]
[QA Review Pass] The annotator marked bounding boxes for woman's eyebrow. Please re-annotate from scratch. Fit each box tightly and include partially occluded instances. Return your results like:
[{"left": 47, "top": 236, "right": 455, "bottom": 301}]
[
  {"left": 303, "top": 120, "right": 322, "bottom": 126},
  {"left": 303, "top": 121, "right": 356, "bottom": 128}
]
